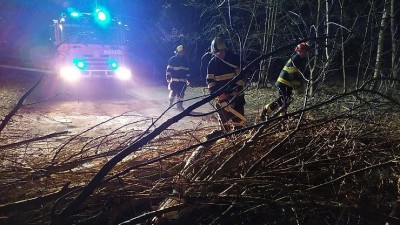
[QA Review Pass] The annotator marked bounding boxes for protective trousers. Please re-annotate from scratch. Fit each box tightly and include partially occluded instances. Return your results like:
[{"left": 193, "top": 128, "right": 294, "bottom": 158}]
[
  {"left": 168, "top": 82, "right": 186, "bottom": 110},
  {"left": 262, "top": 85, "right": 292, "bottom": 118}
]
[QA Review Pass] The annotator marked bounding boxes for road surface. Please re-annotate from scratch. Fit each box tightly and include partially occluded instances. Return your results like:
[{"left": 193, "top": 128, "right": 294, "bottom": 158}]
[{"left": 0, "top": 70, "right": 217, "bottom": 145}]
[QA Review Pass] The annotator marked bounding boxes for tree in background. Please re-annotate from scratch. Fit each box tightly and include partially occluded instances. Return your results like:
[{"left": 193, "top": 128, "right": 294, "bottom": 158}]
[{"left": 184, "top": 0, "right": 399, "bottom": 97}]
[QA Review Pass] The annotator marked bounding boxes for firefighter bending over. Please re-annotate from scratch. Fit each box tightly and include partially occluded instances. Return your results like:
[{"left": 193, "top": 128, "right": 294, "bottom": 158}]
[
  {"left": 207, "top": 37, "right": 246, "bottom": 132},
  {"left": 166, "top": 45, "right": 191, "bottom": 111},
  {"left": 260, "top": 42, "right": 310, "bottom": 120}
]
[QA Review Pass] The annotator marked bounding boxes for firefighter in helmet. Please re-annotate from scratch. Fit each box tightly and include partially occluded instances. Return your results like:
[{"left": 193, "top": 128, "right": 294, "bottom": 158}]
[
  {"left": 206, "top": 37, "right": 246, "bottom": 132},
  {"left": 260, "top": 42, "right": 310, "bottom": 120},
  {"left": 166, "top": 45, "right": 191, "bottom": 111}
]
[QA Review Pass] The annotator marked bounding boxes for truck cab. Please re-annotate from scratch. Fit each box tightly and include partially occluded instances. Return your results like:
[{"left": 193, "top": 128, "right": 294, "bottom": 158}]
[{"left": 53, "top": 8, "right": 132, "bottom": 82}]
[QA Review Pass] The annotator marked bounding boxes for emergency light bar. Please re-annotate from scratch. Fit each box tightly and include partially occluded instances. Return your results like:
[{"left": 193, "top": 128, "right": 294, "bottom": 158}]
[
  {"left": 63, "top": 7, "right": 112, "bottom": 26},
  {"left": 70, "top": 12, "right": 80, "bottom": 17},
  {"left": 96, "top": 11, "right": 107, "bottom": 21},
  {"left": 94, "top": 8, "right": 111, "bottom": 25}
]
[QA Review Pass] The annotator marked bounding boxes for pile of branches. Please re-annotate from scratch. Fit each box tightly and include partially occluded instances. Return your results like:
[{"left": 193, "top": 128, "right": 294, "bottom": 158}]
[
  {"left": 144, "top": 93, "right": 400, "bottom": 225},
  {"left": 1, "top": 80, "right": 400, "bottom": 225}
]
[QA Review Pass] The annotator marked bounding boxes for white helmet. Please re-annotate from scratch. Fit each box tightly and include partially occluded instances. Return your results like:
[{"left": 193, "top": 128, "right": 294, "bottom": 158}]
[{"left": 174, "top": 45, "right": 184, "bottom": 54}]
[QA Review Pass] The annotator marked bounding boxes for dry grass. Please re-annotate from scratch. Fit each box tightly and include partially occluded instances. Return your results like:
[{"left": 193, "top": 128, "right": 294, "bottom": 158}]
[{"left": 1, "top": 72, "right": 400, "bottom": 225}]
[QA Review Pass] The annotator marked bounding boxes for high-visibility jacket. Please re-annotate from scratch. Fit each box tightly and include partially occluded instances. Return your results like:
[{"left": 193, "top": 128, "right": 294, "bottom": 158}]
[
  {"left": 276, "top": 54, "right": 307, "bottom": 89},
  {"left": 166, "top": 55, "right": 190, "bottom": 83},
  {"left": 206, "top": 51, "right": 244, "bottom": 97}
]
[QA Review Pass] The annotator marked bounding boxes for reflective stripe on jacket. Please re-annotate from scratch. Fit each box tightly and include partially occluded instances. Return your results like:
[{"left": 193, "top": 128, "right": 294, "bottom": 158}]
[
  {"left": 206, "top": 52, "right": 244, "bottom": 93},
  {"left": 171, "top": 78, "right": 188, "bottom": 82},
  {"left": 166, "top": 55, "right": 190, "bottom": 82},
  {"left": 275, "top": 54, "right": 307, "bottom": 88}
]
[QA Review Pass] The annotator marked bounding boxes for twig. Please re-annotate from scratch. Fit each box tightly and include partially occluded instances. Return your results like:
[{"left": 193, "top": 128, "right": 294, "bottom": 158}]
[
  {"left": 0, "top": 131, "right": 69, "bottom": 150},
  {"left": 0, "top": 74, "right": 44, "bottom": 135},
  {"left": 307, "top": 158, "right": 398, "bottom": 190},
  {"left": 0, "top": 182, "right": 77, "bottom": 213}
]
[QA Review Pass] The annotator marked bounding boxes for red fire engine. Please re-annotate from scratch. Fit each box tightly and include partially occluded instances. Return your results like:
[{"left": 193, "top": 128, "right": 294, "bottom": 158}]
[{"left": 53, "top": 8, "right": 132, "bottom": 82}]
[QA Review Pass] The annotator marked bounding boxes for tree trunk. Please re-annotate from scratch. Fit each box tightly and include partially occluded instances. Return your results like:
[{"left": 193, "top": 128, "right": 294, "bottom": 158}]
[
  {"left": 340, "top": 0, "right": 346, "bottom": 93},
  {"left": 308, "top": 0, "right": 321, "bottom": 96},
  {"left": 356, "top": 1, "right": 374, "bottom": 88},
  {"left": 258, "top": 0, "right": 278, "bottom": 88},
  {"left": 372, "top": 0, "right": 389, "bottom": 89},
  {"left": 390, "top": 0, "right": 399, "bottom": 82},
  {"left": 325, "top": 0, "right": 330, "bottom": 62}
]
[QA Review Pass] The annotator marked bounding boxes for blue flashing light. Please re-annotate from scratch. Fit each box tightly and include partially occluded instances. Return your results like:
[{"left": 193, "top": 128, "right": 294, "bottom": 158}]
[
  {"left": 107, "top": 59, "right": 119, "bottom": 70},
  {"left": 94, "top": 7, "right": 111, "bottom": 25},
  {"left": 71, "top": 11, "right": 80, "bottom": 17},
  {"left": 97, "top": 11, "right": 107, "bottom": 21},
  {"left": 73, "top": 58, "right": 87, "bottom": 70},
  {"left": 77, "top": 61, "right": 85, "bottom": 68},
  {"left": 67, "top": 8, "right": 81, "bottom": 18}
]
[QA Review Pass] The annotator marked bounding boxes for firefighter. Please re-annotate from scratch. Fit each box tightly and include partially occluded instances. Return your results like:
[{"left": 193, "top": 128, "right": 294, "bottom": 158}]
[
  {"left": 206, "top": 37, "right": 246, "bottom": 132},
  {"left": 260, "top": 42, "right": 310, "bottom": 120},
  {"left": 166, "top": 45, "right": 190, "bottom": 111}
]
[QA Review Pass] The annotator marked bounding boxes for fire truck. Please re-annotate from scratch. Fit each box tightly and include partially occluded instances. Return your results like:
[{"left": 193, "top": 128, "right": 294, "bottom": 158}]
[{"left": 53, "top": 8, "right": 132, "bottom": 83}]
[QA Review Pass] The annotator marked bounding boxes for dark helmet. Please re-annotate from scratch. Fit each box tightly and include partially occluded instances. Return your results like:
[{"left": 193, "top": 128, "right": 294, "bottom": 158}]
[{"left": 211, "top": 37, "right": 227, "bottom": 53}]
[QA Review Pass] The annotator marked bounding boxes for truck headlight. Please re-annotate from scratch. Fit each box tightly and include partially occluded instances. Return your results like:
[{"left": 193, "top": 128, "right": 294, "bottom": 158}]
[
  {"left": 115, "top": 67, "right": 132, "bottom": 80},
  {"left": 60, "top": 66, "right": 81, "bottom": 81}
]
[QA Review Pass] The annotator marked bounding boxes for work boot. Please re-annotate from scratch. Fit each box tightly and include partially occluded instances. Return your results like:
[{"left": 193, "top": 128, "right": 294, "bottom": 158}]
[
  {"left": 260, "top": 104, "right": 273, "bottom": 121},
  {"left": 169, "top": 98, "right": 174, "bottom": 107},
  {"left": 260, "top": 109, "right": 267, "bottom": 121},
  {"left": 177, "top": 102, "right": 184, "bottom": 111}
]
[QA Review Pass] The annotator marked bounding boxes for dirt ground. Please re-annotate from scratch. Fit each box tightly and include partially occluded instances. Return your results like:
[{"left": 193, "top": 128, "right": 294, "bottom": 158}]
[
  {"left": 0, "top": 69, "right": 226, "bottom": 146},
  {"left": 3, "top": 67, "right": 400, "bottom": 225}
]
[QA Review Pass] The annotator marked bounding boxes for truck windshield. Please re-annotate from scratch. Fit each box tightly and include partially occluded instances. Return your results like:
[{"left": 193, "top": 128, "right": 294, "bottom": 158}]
[{"left": 62, "top": 23, "right": 123, "bottom": 45}]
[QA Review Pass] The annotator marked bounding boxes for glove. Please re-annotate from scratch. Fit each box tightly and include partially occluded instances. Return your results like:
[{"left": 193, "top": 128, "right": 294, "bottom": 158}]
[{"left": 216, "top": 93, "right": 229, "bottom": 103}]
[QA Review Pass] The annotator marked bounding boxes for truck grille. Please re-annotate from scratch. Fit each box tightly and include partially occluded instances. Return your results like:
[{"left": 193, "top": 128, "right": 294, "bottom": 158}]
[
  {"left": 81, "top": 70, "right": 115, "bottom": 77},
  {"left": 81, "top": 56, "right": 116, "bottom": 78}
]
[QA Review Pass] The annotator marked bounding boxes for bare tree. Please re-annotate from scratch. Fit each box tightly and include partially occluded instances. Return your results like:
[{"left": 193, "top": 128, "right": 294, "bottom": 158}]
[
  {"left": 390, "top": 0, "right": 399, "bottom": 83},
  {"left": 355, "top": 1, "right": 375, "bottom": 88},
  {"left": 372, "top": 0, "right": 390, "bottom": 88},
  {"left": 339, "top": 0, "right": 347, "bottom": 92},
  {"left": 258, "top": 0, "right": 278, "bottom": 87}
]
